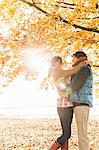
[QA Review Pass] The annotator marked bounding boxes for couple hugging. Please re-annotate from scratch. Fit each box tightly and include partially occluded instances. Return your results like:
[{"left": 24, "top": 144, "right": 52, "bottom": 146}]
[{"left": 48, "top": 51, "right": 93, "bottom": 150}]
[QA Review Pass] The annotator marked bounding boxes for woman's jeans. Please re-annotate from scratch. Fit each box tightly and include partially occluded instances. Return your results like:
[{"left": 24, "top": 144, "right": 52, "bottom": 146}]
[{"left": 57, "top": 107, "right": 73, "bottom": 145}]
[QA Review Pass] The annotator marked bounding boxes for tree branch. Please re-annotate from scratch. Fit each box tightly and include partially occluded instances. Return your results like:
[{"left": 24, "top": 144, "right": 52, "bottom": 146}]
[
  {"left": 93, "top": 65, "right": 99, "bottom": 67},
  {"left": 59, "top": 16, "right": 99, "bottom": 33},
  {"left": 56, "top": 1, "right": 76, "bottom": 6},
  {"left": 56, "top": 1, "right": 99, "bottom": 9},
  {"left": 32, "top": 2, "right": 75, "bottom": 10},
  {"left": 77, "top": 16, "right": 99, "bottom": 20},
  {"left": 31, "top": 1, "right": 99, "bottom": 20},
  {"left": 30, "top": 2, "right": 99, "bottom": 20},
  {"left": 19, "top": 0, "right": 99, "bottom": 33},
  {"left": 19, "top": 0, "right": 49, "bottom": 15}
]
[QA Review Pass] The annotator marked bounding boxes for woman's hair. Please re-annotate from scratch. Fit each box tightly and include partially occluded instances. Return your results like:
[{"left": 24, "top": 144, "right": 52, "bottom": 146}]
[{"left": 51, "top": 56, "right": 62, "bottom": 66}]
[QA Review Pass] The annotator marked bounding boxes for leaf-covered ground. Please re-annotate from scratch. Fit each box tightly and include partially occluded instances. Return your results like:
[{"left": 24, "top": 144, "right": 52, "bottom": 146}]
[{"left": 0, "top": 117, "right": 98, "bottom": 150}]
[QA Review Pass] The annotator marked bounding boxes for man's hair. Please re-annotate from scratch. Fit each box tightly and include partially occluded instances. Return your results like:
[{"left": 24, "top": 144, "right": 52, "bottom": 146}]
[
  {"left": 72, "top": 51, "right": 87, "bottom": 58},
  {"left": 51, "top": 56, "right": 62, "bottom": 66}
]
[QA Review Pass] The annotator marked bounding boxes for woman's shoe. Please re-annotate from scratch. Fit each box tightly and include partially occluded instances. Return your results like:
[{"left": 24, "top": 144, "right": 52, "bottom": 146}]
[
  {"left": 61, "top": 141, "right": 68, "bottom": 150},
  {"left": 49, "top": 140, "right": 62, "bottom": 150}
]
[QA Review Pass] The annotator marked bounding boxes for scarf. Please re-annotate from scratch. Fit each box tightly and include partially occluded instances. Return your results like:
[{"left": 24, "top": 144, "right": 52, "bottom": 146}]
[{"left": 72, "top": 57, "right": 88, "bottom": 67}]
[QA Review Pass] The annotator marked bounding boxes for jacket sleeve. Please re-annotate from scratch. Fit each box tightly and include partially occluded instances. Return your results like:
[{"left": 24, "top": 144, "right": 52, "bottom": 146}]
[{"left": 71, "top": 67, "right": 90, "bottom": 91}]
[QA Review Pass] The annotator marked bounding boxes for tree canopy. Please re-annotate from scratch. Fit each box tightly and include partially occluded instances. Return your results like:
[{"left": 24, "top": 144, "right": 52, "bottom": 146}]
[{"left": 0, "top": 0, "right": 99, "bottom": 96}]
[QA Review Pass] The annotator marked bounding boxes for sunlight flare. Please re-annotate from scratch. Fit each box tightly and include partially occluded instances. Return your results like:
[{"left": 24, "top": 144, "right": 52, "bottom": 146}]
[{"left": 24, "top": 49, "right": 50, "bottom": 78}]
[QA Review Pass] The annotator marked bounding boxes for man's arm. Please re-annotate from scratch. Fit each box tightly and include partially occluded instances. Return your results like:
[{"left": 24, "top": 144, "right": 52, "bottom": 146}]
[{"left": 71, "top": 67, "right": 90, "bottom": 91}]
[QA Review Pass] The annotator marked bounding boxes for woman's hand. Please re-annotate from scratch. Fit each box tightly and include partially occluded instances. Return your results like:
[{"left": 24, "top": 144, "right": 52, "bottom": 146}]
[{"left": 78, "top": 60, "right": 88, "bottom": 68}]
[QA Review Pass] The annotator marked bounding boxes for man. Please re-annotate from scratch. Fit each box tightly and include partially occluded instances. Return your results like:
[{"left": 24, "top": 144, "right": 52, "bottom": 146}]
[{"left": 70, "top": 51, "right": 93, "bottom": 150}]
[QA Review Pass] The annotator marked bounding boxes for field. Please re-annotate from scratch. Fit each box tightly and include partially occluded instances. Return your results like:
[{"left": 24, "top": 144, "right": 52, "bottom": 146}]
[{"left": 0, "top": 117, "right": 98, "bottom": 150}]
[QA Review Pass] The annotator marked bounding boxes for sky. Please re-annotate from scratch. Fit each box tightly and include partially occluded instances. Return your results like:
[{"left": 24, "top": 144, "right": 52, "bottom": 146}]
[
  {"left": 0, "top": 76, "right": 99, "bottom": 118},
  {"left": 0, "top": 76, "right": 58, "bottom": 117}
]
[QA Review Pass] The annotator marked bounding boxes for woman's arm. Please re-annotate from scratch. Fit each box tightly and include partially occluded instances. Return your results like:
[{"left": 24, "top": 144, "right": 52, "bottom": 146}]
[{"left": 57, "top": 60, "right": 88, "bottom": 79}]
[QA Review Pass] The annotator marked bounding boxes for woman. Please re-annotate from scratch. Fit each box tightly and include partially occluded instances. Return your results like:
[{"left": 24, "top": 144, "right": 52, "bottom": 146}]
[{"left": 48, "top": 56, "right": 88, "bottom": 150}]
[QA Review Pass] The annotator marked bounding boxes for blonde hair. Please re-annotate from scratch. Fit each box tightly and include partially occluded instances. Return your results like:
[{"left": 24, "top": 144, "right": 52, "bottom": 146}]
[{"left": 51, "top": 56, "right": 62, "bottom": 66}]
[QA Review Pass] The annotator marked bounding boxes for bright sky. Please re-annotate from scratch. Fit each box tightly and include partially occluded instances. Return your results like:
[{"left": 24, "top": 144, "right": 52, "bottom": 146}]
[
  {"left": 0, "top": 76, "right": 58, "bottom": 117},
  {"left": 0, "top": 75, "right": 98, "bottom": 118}
]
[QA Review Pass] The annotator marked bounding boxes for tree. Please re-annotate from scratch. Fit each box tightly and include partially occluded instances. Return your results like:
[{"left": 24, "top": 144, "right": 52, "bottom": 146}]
[{"left": 0, "top": 0, "right": 99, "bottom": 96}]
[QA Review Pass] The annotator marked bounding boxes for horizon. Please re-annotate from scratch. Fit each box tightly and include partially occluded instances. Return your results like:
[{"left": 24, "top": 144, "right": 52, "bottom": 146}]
[{"left": 0, "top": 76, "right": 99, "bottom": 118}]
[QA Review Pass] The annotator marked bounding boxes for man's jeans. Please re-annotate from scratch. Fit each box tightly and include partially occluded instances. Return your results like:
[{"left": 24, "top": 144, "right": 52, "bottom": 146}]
[{"left": 74, "top": 105, "right": 90, "bottom": 150}]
